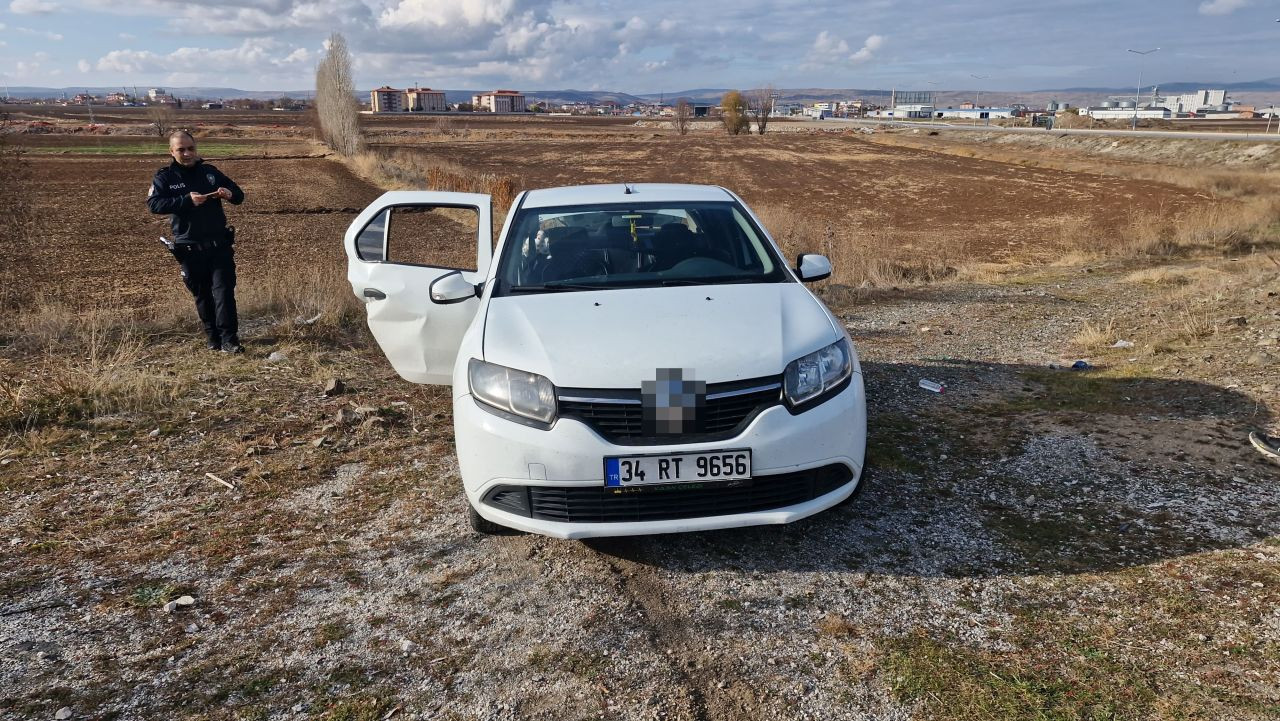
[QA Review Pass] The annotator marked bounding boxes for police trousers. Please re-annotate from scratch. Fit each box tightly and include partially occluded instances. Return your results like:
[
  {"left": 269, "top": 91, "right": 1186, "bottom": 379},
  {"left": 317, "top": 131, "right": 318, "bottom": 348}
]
[{"left": 178, "top": 244, "right": 238, "bottom": 344}]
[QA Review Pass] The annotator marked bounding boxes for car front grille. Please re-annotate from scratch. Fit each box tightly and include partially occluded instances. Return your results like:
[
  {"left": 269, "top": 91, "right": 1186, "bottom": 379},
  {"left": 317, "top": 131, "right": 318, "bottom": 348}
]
[
  {"left": 480, "top": 463, "right": 854, "bottom": 524},
  {"left": 557, "top": 376, "right": 783, "bottom": 445}
]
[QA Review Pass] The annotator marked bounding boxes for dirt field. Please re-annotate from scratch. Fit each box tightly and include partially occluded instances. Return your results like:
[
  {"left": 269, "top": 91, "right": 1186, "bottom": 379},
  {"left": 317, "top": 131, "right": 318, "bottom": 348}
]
[
  {"left": 2, "top": 116, "right": 1278, "bottom": 721},
  {"left": 7, "top": 155, "right": 379, "bottom": 310},
  {"left": 2, "top": 109, "right": 1215, "bottom": 310}
]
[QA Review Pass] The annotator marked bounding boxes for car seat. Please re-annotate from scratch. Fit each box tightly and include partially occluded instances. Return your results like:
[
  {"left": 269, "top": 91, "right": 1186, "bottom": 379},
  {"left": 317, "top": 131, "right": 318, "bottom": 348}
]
[{"left": 646, "top": 223, "right": 697, "bottom": 271}]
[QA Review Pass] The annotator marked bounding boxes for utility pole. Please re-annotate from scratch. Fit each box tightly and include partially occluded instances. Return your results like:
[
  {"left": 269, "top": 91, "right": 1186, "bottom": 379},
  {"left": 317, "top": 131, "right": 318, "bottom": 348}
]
[
  {"left": 970, "top": 74, "right": 988, "bottom": 126},
  {"left": 1126, "top": 47, "right": 1160, "bottom": 131}
]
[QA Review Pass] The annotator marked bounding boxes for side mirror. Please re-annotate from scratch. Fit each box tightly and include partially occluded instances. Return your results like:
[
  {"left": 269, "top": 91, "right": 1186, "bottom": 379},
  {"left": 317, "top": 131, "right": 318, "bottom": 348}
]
[
  {"left": 430, "top": 271, "right": 480, "bottom": 304},
  {"left": 795, "top": 254, "right": 832, "bottom": 283}
]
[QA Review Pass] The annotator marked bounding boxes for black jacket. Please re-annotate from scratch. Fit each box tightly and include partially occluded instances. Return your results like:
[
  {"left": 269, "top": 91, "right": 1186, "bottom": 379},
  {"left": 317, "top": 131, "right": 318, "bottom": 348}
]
[{"left": 147, "top": 159, "right": 245, "bottom": 243}]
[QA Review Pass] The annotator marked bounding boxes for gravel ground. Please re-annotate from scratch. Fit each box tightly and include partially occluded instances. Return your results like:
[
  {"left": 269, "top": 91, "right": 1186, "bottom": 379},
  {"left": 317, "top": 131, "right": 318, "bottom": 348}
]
[{"left": 2, "top": 256, "right": 1278, "bottom": 721}]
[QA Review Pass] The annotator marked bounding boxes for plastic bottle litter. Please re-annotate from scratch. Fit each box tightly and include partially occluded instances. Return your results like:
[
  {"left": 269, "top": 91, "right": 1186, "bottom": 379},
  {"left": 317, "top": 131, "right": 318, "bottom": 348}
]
[
  {"left": 1111, "top": 340, "right": 1134, "bottom": 348},
  {"left": 918, "top": 379, "right": 945, "bottom": 393}
]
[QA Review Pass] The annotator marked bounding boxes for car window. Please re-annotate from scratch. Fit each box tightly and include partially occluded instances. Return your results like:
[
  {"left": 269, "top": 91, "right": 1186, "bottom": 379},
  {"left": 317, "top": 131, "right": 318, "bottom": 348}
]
[
  {"left": 354, "top": 205, "right": 479, "bottom": 271},
  {"left": 493, "top": 201, "right": 788, "bottom": 295}
]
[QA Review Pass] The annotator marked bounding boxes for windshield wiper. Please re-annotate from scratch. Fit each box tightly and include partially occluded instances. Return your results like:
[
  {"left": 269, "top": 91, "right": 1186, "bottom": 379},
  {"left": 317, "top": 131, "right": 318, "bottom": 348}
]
[
  {"left": 507, "top": 281, "right": 612, "bottom": 293},
  {"left": 660, "top": 275, "right": 772, "bottom": 287}
]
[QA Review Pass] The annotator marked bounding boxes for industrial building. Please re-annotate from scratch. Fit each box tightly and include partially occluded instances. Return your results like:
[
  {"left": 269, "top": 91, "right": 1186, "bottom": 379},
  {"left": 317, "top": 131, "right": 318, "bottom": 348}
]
[
  {"left": 1165, "top": 89, "right": 1228, "bottom": 114},
  {"left": 473, "top": 90, "right": 526, "bottom": 113},
  {"left": 1079, "top": 89, "right": 1232, "bottom": 120},
  {"left": 933, "top": 107, "right": 1016, "bottom": 120},
  {"left": 1080, "top": 101, "right": 1171, "bottom": 120}
]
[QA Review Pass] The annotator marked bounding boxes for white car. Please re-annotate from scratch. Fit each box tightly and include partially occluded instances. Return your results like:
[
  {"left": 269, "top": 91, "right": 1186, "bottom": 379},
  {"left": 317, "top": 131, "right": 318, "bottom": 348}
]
[{"left": 343, "top": 183, "right": 866, "bottom": 539}]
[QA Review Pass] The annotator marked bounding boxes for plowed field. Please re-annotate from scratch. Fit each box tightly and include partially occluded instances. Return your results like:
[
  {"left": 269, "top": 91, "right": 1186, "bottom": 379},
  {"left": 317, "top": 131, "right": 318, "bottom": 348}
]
[
  {"left": 15, "top": 155, "right": 381, "bottom": 309},
  {"left": 9, "top": 122, "right": 1210, "bottom": 309}
]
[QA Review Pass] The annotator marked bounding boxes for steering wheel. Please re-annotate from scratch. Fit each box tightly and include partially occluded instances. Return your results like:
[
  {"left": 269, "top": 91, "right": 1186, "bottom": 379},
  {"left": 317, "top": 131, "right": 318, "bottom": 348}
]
[{"left": 668, "top": 256, "right": 740, "bottom": 276}]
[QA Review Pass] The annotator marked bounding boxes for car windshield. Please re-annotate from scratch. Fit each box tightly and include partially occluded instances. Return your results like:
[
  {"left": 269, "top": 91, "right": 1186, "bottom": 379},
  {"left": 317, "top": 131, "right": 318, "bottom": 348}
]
[{"left": 493, "top": 201, "right": 790, "bottom": 295}]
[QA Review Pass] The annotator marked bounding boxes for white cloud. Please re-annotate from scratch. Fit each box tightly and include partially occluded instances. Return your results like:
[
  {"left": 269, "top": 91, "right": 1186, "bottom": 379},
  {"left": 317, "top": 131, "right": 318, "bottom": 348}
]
[
  {"left": 850, "top": 34, "right": 884, "bottom": 63},
  {"left": 15, "top": 26, "right": 62, "bottom": 40},
  {"left": 118, "top": 32, "right": 135, "bottom": 40},
  {"left": 812, "top": 30, "right": 850, "bottom": 58},
  {"left": 94, "top": 38, "right": 314, "bottom": 75},
  {"left": 807, "top": 31, "right": 883, "bottom": 66},
  {"left": 77, "top": 59, "right": 91, "bottom": 72},
  {"left": 1198, "top": 0, "right": 1249, "bottom": 15},
  {"left": 378, "top": 0, "right": 520, "bottom": 32},
  {"left": 9, "top": 0, "right": 58, "bottom": 13}
]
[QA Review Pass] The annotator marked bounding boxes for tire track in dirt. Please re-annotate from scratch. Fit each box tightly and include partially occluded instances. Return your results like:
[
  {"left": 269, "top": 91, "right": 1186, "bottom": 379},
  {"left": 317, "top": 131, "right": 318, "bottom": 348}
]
[
  {"left": 497, "top": 533, "right": 712, "bottom": 720},
  {"left": 582, "top": 540, "right": 766, "bottom": 721}
]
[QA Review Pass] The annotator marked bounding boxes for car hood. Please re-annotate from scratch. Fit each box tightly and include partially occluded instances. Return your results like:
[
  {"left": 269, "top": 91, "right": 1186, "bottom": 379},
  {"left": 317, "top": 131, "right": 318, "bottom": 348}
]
[{"left": 481, "top": 283, "right": 839, "bottom": 388}]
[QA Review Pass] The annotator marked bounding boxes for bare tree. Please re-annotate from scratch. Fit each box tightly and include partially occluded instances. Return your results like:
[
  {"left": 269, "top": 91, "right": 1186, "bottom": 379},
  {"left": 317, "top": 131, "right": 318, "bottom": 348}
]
[
  {"left": 147, "top": 105, "right": 176, "bottom": 137},
  {"left": 748, "top": 86, "right": 776, "bottom": 135},
  {"left": 673, "top": 98, "right": 693, "bottom": 135},
  {"left": 315, "top": 32, "right": 365, "bottom": 157},
  {"left": 720, "top": 91, "right": 749, "bottom": 135}
]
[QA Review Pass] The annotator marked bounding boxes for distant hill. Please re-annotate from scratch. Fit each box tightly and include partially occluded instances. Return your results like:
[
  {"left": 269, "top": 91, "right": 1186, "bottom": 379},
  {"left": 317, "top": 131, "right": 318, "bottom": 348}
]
[{"left": 3, "top": 86, "right": 314, "bottom": 101}]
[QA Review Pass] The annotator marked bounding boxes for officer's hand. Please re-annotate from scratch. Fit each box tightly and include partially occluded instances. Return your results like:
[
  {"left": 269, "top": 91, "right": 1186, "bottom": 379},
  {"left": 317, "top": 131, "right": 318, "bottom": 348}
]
[
  {"left": 214, "top": 187, "right": 233, "bottom": 200},
  {"left": 189, "top": 191, "right": 207, "bottom": 206}
]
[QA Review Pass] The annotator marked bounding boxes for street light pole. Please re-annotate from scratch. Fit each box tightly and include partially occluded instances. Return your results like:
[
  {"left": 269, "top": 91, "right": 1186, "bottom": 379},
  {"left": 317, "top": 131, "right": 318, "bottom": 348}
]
[
  {"left": 970, "top": 73, "right": 988, "bottom": 126},
  {"left": 1126, "top": 47, "right": 1160, "bottom": 131}
]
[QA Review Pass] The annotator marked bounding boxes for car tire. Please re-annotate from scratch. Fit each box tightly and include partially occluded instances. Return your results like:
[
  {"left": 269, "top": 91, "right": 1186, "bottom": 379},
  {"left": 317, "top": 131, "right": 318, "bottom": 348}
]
[{"left": 468, "top": 503, "right": 508, "bottom": 535}]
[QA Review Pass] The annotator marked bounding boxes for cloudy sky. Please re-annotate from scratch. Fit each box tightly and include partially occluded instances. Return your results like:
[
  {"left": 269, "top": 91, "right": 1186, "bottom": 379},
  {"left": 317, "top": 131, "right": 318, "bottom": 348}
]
[{"left": 1, "top": 0, "right": 1277, "bottom": 92}]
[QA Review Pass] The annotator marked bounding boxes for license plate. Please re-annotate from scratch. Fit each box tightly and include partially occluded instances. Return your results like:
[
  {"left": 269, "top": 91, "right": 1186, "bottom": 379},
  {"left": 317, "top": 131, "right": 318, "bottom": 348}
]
[{"left": 604, "top": 449, "right": 752, "bottom": 488}]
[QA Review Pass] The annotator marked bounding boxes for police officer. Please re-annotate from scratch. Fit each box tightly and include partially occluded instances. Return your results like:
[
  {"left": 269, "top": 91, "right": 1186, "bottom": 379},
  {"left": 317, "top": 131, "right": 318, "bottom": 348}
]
[{"left": 147, "top": 130, "right": 246, "bottom": 353}]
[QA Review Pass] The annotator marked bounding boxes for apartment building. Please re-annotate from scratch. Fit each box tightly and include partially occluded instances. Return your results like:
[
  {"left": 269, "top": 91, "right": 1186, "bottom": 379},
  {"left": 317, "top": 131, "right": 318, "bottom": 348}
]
[
  {"left": 370, "top": 86, "right": 406, "bottom": 113},
  {"left": 472, "top": 90, "right": 526, "bottom": 113},
  {"left": 406, "top": 86, "right": 447, "bottom": 112}
]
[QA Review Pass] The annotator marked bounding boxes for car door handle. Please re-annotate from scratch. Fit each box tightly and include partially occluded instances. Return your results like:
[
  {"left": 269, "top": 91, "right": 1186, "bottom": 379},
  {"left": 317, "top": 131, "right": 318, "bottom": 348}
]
[{"left": 363, "top": 288, "right": 386, "bottom": 300}]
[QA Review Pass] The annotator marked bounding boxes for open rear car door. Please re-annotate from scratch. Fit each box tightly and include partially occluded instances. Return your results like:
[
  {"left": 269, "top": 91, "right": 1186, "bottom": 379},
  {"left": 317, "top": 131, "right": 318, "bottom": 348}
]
[{"left": 343, "top": 191, "right": 492, "bottom": 384}]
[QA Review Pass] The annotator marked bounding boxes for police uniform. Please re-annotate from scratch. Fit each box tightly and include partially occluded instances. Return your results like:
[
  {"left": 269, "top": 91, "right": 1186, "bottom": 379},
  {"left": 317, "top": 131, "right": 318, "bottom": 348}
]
[{"left": 147, "top": 159, "right": 245, "bottom": 351}]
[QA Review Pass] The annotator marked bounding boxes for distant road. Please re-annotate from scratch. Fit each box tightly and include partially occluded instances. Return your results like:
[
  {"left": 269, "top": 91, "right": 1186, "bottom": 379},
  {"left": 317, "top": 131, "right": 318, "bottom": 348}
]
[{"left": 821, "top": 117, "right": 1280, "bottom": 143}]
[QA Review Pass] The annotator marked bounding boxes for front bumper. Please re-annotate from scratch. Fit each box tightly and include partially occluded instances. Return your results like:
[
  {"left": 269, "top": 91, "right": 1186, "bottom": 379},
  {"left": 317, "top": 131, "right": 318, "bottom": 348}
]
[{"left": 453, "top": 372, "right": 866, "bottom": 539}]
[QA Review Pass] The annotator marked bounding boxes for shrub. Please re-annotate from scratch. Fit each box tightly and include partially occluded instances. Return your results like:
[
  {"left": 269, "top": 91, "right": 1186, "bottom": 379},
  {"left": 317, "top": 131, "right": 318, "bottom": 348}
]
[{"left": 720, "top": 91, "right": 750, "bottom": 135}]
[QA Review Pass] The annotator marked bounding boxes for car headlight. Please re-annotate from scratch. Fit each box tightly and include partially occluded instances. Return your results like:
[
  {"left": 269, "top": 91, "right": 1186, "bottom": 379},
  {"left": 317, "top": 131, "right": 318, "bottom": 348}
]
[
  {"left": 468, "top": 358, "right": 557, "bottom": 425},
  {"left": 784, "top": 338, "right": 852, "bottom": 408}
]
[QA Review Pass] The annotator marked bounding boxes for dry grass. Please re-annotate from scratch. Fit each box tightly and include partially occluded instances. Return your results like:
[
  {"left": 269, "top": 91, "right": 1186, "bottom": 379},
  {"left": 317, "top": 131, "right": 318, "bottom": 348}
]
[
  {"left": 0, "top": 259, "right": 366, "bottom": 438},
  {"left": 1122, "top": 253, "right": 1278, "bottom": 356},
  {"left": 239, "top": 262, "right": 361, "bottom": 328},
  {"left": 0, "top": 319, "right": 190, "bottom": 433},
  {"left": 1123, "top": 266, "right": 1224, "bottom": 286},
  {"left": 349, "top": 150, "right": 518, "bottom": 213},
  {"left": 869, "top": 132, "right": 1280, "bottom": 194},
  {"left": 1072, "top": 318, "right": 1118, "bottom": 351},
  {"left": 754, "top": 204, "right": 961, "bottom": 288},
  {"left": 1049, "top": 196, "right": 1280, "bottom": 261},
  {"left": 1174, "top": 301, "right": 1218, "bottom": 342}
]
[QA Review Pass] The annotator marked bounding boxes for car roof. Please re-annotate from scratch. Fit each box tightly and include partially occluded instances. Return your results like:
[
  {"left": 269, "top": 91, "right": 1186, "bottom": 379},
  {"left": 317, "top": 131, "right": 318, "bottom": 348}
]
[{"left": 519, "top": 183, "right": 736, "bottom": 209}]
